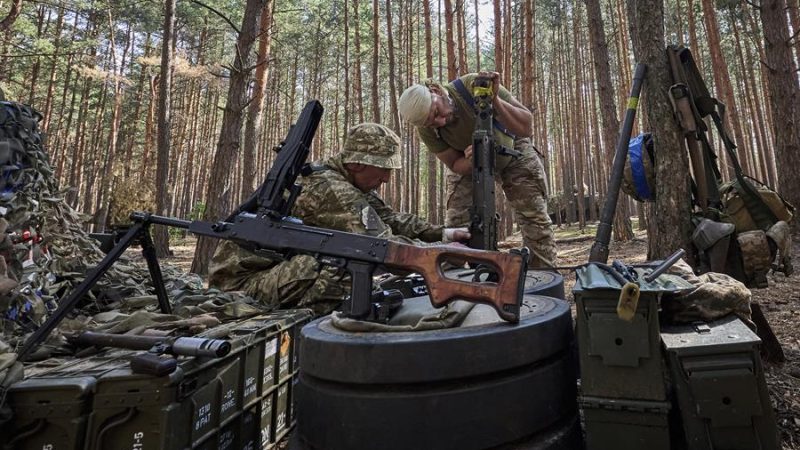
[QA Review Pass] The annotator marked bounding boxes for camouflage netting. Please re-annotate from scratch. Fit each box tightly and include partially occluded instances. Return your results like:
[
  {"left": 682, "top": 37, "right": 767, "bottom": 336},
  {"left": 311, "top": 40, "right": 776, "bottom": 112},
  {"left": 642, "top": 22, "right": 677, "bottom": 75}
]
[
  {"left": 107, "top": 175, "right": 156, "bottom": 228},
  {"left": 0, "top": 101, "right": 269, "bottom": 410}
]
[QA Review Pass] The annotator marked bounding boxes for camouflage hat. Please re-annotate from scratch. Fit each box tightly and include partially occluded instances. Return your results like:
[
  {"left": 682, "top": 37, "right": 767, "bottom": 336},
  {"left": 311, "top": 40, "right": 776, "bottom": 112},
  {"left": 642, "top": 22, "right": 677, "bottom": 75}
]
[{"left": 341, "top": 123, "right": 402, "bottom": 169}]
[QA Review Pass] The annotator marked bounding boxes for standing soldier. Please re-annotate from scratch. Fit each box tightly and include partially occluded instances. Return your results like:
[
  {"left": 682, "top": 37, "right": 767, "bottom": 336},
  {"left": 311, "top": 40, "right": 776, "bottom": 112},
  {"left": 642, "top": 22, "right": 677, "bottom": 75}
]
[
  {"left": 209, "top": 123, "right": 469, "bottom": 316},
  {"left": 398, "top": 71, "right": 556, "bottom": 268}
]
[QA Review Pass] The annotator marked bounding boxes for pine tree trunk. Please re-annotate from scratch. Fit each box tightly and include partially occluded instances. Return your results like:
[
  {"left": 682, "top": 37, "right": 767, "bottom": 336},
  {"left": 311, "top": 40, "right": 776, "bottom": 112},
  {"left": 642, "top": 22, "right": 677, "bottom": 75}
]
[
  {"left": 242, "top": 0, "right": 275, "bottom": 201},
  {"left": 192, "top": 0, "right": 267, "bottom": 275},
  {"left": 353, "top": 0, "right": 365, "bottom": 123},
  {"left": 586, "top": 0, "right": 633, "bottom": 241},
  {"left": 371, "top": 0, "right": 381, "bottom": 123},
  {"left": 444, "top": 0, "right": 457, "bottom": 79},
  {"left": 701, "top": 0, "right": 752, "bottom": 176},
  {"left": 154, "top": 0, "right": 176, "bottom": 256},
  {"left": 627, "top": 0, "right": 693, "bottom": 260},
  {"left": 760, "top": 0, "right": 800, "bottom": 231}
]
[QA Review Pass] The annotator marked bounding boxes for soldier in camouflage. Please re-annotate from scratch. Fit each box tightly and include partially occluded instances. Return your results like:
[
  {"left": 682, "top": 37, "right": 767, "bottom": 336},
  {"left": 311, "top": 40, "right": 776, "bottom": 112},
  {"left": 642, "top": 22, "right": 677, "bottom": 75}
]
[
  {"left": 398, "top": 71, "right": 556, "bottom": 268},
  {"left": 209, "top": 123, "right": 469, "bottom": 316}
]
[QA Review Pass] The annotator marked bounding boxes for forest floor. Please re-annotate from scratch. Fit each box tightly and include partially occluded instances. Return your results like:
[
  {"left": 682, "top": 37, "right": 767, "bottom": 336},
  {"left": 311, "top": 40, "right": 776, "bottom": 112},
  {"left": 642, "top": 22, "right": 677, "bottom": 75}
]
[{"left": 163, "top": 223, "right": 800, "bottom": 449}]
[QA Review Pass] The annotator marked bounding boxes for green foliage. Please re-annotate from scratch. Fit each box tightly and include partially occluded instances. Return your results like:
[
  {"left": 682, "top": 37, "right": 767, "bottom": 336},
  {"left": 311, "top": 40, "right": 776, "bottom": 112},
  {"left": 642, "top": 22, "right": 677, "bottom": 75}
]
[{"left": 190, "top": 202, "right": 206, "bottom": 220}]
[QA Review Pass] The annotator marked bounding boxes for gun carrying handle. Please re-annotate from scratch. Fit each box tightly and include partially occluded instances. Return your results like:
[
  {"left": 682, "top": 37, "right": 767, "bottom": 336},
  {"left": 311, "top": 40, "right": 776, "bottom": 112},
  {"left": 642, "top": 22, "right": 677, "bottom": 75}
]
[{"left": 384, "top": 243, "right": 527, "bottom": 323}]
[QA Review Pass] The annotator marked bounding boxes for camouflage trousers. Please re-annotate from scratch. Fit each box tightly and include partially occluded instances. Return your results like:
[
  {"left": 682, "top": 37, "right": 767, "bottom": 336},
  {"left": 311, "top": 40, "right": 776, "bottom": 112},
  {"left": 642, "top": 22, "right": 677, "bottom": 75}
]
[
  {"left": 209, "top": 241, "right": 348, "bottom": 317},
  {"left": 445, "top": 138, "right": 556, "bottom": 268}
]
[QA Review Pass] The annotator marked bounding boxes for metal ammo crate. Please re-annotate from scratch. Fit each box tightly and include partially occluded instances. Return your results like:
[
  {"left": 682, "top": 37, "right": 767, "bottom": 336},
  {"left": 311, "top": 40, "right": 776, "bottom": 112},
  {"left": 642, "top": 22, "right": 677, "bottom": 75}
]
[
  {"left": 6, "top": 309, "right": 312, "bottom": 450},
  {"left": 661, "top": 315, "right": 779, "bottom": 450},
  {"left": 573, "top": 264, "right": 692, "bottom": 400}
]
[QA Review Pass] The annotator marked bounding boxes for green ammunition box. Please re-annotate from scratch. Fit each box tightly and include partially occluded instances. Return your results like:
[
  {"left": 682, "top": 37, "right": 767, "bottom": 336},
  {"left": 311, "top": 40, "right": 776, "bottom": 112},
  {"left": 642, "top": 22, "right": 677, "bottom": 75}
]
[
  {"left": 582, "top": 396, "right": 672, "bottom": 450},
  {"left": 575, "top": 287, "right": 666, "bottom": 399},
  {"left": 263, "top": 333, "right": 279, "bottom": 395},
  {"left": 86, "top": 366, "right": 192, "bottom": 450},
  {"left": 5, "top": 377, "right": 95, "bottom": 450},
  {"left": 661, "top": 316, "right": 780, "bottom": 450},
  {"left": 274, "top": 378, "right": 290, "bottom": 439},
  {"left": 193, "top": 432, "right": 218, "bottom": 450},
  {"left": 260, "top": 390, "right": 275, "bottom": 448},
  {"left": 189, "top": 375, "right": 218, "bottom": 443},
  {"left": 7, "top": 310, "right": 313, "bottom": 450},
  {"left": 216, "top": 357, "right": 242, "bottom": 425},
  {"left": 290, "top": 374, "right": 299, "bottom": 424},
  {"left": 240, "top": 406, "right": 260, "bottom": 450},
  {"left": 216, "top": 413, "right": 239, "bottom": 450},
  {"left": 574, "top": 265, "right": 693, "bottom": 400}
]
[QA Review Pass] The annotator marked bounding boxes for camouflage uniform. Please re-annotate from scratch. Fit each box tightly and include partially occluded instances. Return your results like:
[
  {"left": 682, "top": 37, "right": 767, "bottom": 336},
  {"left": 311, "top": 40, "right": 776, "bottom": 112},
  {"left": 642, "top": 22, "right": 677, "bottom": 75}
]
[
  {"left": 413, "top": 74, "right": 556, "bottom": 268},
  {"left": 209, "top": 123, "right": 444, "bottom": 316}
]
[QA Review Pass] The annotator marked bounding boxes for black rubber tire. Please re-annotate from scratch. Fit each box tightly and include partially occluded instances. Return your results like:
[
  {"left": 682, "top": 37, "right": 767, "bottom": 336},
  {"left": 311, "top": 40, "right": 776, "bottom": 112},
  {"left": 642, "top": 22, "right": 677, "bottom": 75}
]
[
  {"left": 524, "top": 271, "right": 565, "bottom": 299},
  {"left": 296, "top": 350, "right": 578, "bottom": 450},
  {"left": 491, "top": 413, "right": 584, "bottom": 450},
  {"left": 296, "top": 295, "right": 578, "bottom": 450},
  {"left": 301, "top": 295, "right": 574, "bottom": 383}
]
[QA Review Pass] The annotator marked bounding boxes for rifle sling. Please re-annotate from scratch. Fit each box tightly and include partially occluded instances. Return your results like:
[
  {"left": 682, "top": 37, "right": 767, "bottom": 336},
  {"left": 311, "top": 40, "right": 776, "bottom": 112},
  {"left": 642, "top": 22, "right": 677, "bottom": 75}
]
[{"left": 667, "top": 45, "right": 776, "bottom": 230}]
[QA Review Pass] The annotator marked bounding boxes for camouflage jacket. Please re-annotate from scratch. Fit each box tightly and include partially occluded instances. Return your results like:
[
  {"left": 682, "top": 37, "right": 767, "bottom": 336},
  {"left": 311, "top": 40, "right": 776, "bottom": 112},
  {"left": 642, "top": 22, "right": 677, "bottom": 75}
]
[{"left": 294, "top": 154, "right": 443, "bottom": 242}]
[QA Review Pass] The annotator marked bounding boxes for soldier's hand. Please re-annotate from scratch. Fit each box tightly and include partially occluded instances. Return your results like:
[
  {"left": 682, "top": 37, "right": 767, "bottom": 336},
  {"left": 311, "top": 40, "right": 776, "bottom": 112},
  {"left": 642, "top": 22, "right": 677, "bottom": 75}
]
[
  {"left": 443, "top": 227, "right": 470, "bottom": 242},
  {"left": 464, "top": 145, "right": 473, "bottom": 161},
  {"left": 477, "top": 71, "right": 501, "bottom": 98}
]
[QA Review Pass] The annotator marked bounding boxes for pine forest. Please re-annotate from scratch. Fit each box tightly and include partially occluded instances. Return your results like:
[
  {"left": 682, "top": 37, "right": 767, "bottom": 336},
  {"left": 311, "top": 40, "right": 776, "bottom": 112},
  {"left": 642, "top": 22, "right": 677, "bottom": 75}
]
[{"left": 0, "top": 0, "right": 799, "bottom": 268}]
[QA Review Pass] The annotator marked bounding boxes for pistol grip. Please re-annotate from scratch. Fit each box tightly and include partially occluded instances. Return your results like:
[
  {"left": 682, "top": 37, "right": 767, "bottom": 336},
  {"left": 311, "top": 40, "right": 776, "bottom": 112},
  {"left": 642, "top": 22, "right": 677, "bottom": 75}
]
[{"left": 130, "top": 353, "right": 178, "bottom": 376}]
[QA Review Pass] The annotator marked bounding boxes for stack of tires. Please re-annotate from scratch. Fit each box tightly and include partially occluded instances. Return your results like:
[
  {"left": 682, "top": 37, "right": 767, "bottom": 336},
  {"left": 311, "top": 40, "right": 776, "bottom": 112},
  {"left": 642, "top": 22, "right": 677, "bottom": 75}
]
[{"left": 295, "top": 272, "right": 581, "bottom": 450}]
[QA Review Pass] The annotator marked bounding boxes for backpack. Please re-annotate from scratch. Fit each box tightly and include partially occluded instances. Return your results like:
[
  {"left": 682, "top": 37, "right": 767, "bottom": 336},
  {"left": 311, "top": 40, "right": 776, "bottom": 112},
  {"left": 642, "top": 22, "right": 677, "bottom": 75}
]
[
  {"left": 666, "top": 45, "right": 793, "bottom": 287},
  {"left": 719, "top": 177, "right": 794, "bottom": 233}
]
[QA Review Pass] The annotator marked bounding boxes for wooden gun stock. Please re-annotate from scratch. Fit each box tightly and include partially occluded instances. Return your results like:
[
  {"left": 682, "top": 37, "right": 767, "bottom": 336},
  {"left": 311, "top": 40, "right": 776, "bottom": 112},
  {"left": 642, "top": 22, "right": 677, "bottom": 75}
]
[{"left": 384, "top": 243, "right": 529, "bottom": 323}]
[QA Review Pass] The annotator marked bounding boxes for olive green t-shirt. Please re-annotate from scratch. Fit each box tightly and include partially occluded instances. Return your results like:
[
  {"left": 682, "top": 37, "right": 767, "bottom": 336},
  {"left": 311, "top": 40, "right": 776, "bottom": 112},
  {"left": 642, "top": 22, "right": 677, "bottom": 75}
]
[{"left": 416, "top": 73, "right": 516, "bottom": 155}]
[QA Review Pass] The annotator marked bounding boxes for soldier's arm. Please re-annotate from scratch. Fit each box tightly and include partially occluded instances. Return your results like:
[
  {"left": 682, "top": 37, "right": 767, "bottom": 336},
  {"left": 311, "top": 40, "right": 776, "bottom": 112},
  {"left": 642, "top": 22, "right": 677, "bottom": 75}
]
[
  {"left": 493, "top": 86, "right": 533, "bottom": 138},
  {"left": 478, "top": 71, "right": 532, "bottom": 138},
  {"left": 436, "top": 147, "right": 472, "bottom": 176},
  {"left": 366, "top": 193, "right": 444, "bottom": 242}
]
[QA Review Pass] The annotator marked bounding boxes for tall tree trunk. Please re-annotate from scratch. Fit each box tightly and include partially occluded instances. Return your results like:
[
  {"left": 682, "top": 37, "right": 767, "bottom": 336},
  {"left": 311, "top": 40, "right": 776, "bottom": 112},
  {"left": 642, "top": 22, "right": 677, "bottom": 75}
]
[
  {"left": 386, "top": 0, "right": 401, "bottom": 208},
  {"left": 353, "top": 0, "right": 365, "bottom": 123},
  {"left": 94, "top": 17, "right": 132, "bottom": 232},
  {"left": 343, "top": 0, "right": 351, "bottom": 143},
  {"left": 154, "top": 0, "right": 176, "bottom": 257},
  {"left": 627, "top": 0, "right": 693, "bottom": 260},
  {"left": 760, "top": 0, "right": 800, "bottom": 231},
  {"left": 573, "top": 5, "right": 586, "bottom": 230},
  {"left": 242, "top": 0, "right": 275, "bottom": 200},
  {"left": 586, "top": 0, "right": 633, "bottom": 241},
  {"left": 192, "top": 0, "right": 267, "bottom": 275},
  {"left": 371, "top": 0, "right": 381, "bottom": 122},
  {"left": 443, "top": 0, "right": 457, "bottom": 79},
  {"left": 474, "top": 0, "right": 481, "bottom": 70},
  {"left": 493, "top": 0, "right": 503, "bottom": 76},
  {"left": 41, "top": 6, "right": 65, "bottom": 131},
  {"left": 701, "top": 0, "right": 752, "bottom": 176}
]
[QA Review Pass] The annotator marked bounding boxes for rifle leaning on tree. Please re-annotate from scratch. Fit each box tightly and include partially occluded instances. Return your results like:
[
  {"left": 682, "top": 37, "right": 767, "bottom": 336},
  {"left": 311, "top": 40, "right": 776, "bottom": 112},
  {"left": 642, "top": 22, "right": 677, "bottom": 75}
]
[{"left": 19, "top": 100, "right": 530, "bottom": 361}]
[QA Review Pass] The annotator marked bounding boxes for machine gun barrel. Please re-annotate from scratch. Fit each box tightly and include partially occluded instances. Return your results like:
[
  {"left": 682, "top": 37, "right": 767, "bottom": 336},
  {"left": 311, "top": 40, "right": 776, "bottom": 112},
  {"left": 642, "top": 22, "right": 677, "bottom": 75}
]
[{"left": 68, "top": 331, "right": 232, "bottom": 358}]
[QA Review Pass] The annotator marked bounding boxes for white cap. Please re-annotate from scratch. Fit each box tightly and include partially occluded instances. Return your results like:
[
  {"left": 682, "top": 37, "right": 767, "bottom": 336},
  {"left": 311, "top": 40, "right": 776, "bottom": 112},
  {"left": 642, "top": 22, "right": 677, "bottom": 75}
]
[{"left": 398, "top": 84, "right": 432, "bottom": 127}]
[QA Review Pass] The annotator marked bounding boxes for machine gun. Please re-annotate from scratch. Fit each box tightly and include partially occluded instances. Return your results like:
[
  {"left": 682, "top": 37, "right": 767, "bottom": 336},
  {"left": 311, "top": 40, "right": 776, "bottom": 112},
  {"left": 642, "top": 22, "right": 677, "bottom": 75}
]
[
  {"left": 468, "top": 76, "right": 519, "bottom": 251},
  {"left": 67, "top": 331, "right": 232, "bottom": 376},
  {"left": 18, "top": 100, "right": 529, "bottom": 361}
]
